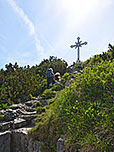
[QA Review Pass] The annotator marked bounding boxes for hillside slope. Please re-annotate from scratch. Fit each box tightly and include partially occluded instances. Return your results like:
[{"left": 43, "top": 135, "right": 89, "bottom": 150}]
[{"left": 29, "top": 48, "right": 114, "bottom": 152}]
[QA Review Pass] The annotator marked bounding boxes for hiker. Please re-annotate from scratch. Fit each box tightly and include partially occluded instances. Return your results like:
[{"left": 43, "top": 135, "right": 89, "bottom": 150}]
[
  {"left": 46, "top": 68, "right": 55, "bottom": 88},
  {"left": 54, "top": 72, "right": 61, "bottom": 82}
]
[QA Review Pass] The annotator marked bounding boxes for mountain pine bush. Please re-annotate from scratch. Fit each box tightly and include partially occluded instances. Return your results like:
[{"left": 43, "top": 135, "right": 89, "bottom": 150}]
[{"left": 0, "top": 56, "right": 67, "bottom": 105}]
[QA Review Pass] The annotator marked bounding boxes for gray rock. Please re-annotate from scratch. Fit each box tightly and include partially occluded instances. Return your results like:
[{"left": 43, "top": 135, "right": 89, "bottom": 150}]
[
  {"left": 25, "top": 100, "right": 38, "bottom": 107},
  {"left": 11, "top": 129, "right": 28, "bottom": 152},
  {"left": 11, "top": 104, "right": 27, "bottom": 112},
  {"left": 0, "top": 121, "right": 13, "bottom": 132},
  {"left": 25, "top": 106, "right": 36, "bottom": 112},
  {"left": 0, "top": 109, "right": 5, "bottom": 115},
  {"left": 0, "top": 131, "right": 11, "bottom": 152},
  {"left": 16, "top": 108, "right": 36, "bottom": 116},
  {"left": 20, "top": 114, "right": 35, "bottom": 125},
  {"left": 73, "top": 71, "right": 78, "bottom": 75},
  {"left": 4, "top": 109, "right": 17, "bottom": 120},
  {"left": 11, "top": 104, "right": 22, "bottom": 110},
  {"left": 0, "top": 101, "right": 43, "bottom": 152},
  {"left": 11, "top": 103, "right": 36, "bottom": 113},
  {"left": 13, "top": 118, "right": 26, "bottom": 129},
  {"left": 28, "top": 138, "right": 43, "bottom": 152},
  {"left": 0, "top": 128, "right": 43, "bottom": 152},
  {"left": 57, "top": 135, "right": 66, "bottom": 152}
]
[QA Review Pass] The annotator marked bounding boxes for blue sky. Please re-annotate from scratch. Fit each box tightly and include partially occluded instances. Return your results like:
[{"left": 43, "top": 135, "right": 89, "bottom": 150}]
[{"left": 0, "top": 0, "right": 114, "bottom": 69}]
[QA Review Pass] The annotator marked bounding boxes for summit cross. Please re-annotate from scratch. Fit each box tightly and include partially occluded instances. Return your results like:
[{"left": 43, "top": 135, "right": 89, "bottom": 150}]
[{"left": 70, "top": 37, "right": 87, "bottom": 62}]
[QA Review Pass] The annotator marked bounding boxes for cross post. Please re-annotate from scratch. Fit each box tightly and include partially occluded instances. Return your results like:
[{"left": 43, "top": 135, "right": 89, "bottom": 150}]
[{"left": 70, "top": 37, "right": 87, "bottom": 62}]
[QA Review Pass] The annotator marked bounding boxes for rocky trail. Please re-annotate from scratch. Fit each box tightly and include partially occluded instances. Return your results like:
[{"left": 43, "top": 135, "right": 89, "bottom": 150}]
[
  {"left": 0, "top": 98, "right": 66, "bottom": 152},
  {"left": 0, "top": 98, "right": 64, "bottom": 152},
  {"left": 0, "top": 99, "right": 45, "bottom": 152}
]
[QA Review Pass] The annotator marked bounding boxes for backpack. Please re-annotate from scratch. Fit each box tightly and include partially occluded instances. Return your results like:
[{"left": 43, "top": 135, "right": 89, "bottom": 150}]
[{"left": 46, "top": 69, "right": 53, "bottom": 78}]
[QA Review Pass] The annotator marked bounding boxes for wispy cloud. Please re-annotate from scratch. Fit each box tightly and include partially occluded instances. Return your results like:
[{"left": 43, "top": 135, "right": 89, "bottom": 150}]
[
  {"left": 6, "top": 0, "right": 45, "bottom": 59},
  {"left": 0, "top": 33, "right": 6, "bottom": 40}
]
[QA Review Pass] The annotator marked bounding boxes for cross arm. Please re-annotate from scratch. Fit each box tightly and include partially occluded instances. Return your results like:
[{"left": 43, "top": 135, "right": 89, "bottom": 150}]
[
  {"left": 80, "top": 41, "right": 87, "bottom": 46},
  {"left": 70, "top": 45, "right": 77, "bottom": 48}
]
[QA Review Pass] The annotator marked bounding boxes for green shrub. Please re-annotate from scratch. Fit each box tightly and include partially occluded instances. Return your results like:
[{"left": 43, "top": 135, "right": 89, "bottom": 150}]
[
  {"left": 0, "top": 104, "right": 9, "bottom": 110},
  {"left": 0, "top": 114, "right": 4, "bottom": 121},
  {"left": 0, "top": 56, "right": 67, "bottom": 105},
  {"left": 35, "top": 101, "right": 42, "bottom": 108},
  {"left": 51, "top": 83, "right": 64, "bottom": 91},
  {"left": 41, "top": 89, "right": 56, "bottom": 99},
  {"left": 36, "top": 106, "right": 45, "bottom": 114}
]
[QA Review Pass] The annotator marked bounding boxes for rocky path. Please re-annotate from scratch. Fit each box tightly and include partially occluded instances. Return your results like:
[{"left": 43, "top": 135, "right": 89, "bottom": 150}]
[
  {"left": 0, "top": 100, "right": 37, "bottom": 131},
  {"left": 0, "top": 97, "right": 53, "bottom": 152},
  {"left": 0, "top": 100, "right": 39, "bottom": 152}
]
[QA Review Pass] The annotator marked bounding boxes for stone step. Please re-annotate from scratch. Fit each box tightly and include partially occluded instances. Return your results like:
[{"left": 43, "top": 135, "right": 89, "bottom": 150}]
[
  {"left": 16, "top": 109, "right": 36, "bottom": 116},
  {"left": 0, "top": 118, "right": 28, "bottom": 132},
  {"left": 0, "top": 121, "right": 13, "bottom": 132},
  {"left": 13, "top": 118, "right": 27, "bottom": 129},
  {"left": 0, "top": 115, "right": 36, "bottom": 132},
  {"left": 25, "top": 100, "right": 38, "bottom": 107},
  {"left": 11, "top": 104, "right": 24, "bottom": 110},
  {"left": 10, "top": 103, "right": 36, "bottom": 113},
  {"left": 20, "top": 115, "right": 36, "bottom": 125}
]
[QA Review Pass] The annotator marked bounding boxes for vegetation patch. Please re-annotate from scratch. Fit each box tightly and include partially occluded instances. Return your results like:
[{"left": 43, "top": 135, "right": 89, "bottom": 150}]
[
  {"left": 0, "top": 114, "right": 4, "bottom": 122},
  {"left": 0, "top": 56, "right": 67, "bottom": 104},
  {"left": 36, "top": 106, "right": 46, "bottom": 114},
  {"left": 41, "top": 89, "right": 56, "bottom": 99},
  {"left": 35, "top": 101, "right": 42, "bottom": 108}
]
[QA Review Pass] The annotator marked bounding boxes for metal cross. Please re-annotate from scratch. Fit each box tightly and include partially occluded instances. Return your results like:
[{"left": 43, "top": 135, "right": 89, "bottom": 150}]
[{"left": 70, "top": 37, "right": 87, "bottom": 62}]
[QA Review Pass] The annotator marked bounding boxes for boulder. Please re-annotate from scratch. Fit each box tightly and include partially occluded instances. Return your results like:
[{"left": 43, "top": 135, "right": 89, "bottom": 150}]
[
  {"left": 20, "top": 114, "right": 35, "bottom": 125},
  {"left": 28, "top": 138, "right": 43, "bottom": 152},
  {"left": 25, "top": 100, "right": 38, "bottom": 107},
  {"left": 0, "top": 131, "right": 11, "bottom": 152},
  {"left": 13, "top": 118, "right": 26, "bottom": 129},
  {"left": 0, "top": 121, "right": 13, "bottom": 132},
  {"left": 11, "top": 104, "right": 23, "bottom": 110},
  {"left": 4, "top": 109, "right": 17, "bottom": 121},
  {"left": 57, "top": 135, "right": 66, "bottom": 152},
  {"left": 11, "top": 129, "right": 28, "bottom": 152},
  {"left": 0, "top": 109, "right": 5, "bottom": 115}
]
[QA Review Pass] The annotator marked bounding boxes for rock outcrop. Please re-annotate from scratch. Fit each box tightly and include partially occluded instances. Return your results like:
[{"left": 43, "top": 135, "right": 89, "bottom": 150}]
[
  {"left": 0, "top": 131, "right": 11, "bottom": 152},
  {"left": 57, "top": 135, "right": 66, "bottom": 152},
  {"left": 0, "top": 100, "right": 38, "bottom": 152},
  {"left": 0, "top": 98, "right": 67, "bottom": 152}
]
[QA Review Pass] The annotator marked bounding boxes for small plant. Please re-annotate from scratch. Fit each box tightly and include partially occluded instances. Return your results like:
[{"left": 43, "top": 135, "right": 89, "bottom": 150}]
[
  {"left": 0, "top": 104, "right": 9, "bottom": 110},
  {"left": 0, "top": 114, "right": 4, "bottom": 122},
  {"left": 29, "top": 94, "right": 36, "bottom": 100},
  {"left": 35, "top": 101, "right": 42, "bottom": 108},
  {"left": 49, "top": 98, "right": 55, "bottom": 105},
  {"left": 61, "top": 72, "right": 75, "bottom": 85},
  {"left": 51, "top": 83, "right": 64, "bottom": 91},
  {"left": 36, "top": 106, "right": 45, "bottom": 114},
  {"left": 41, "top": 89, "right": 56, "bottom": 99}
]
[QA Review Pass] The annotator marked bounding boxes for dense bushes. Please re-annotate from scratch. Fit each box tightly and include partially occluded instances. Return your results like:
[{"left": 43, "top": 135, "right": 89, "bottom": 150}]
[
  {"left": 0, "top": 56, "right": 68, "bottom": 105},
  {"left": 0, "top": 65, "right": 46, "bottom": 104}
]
